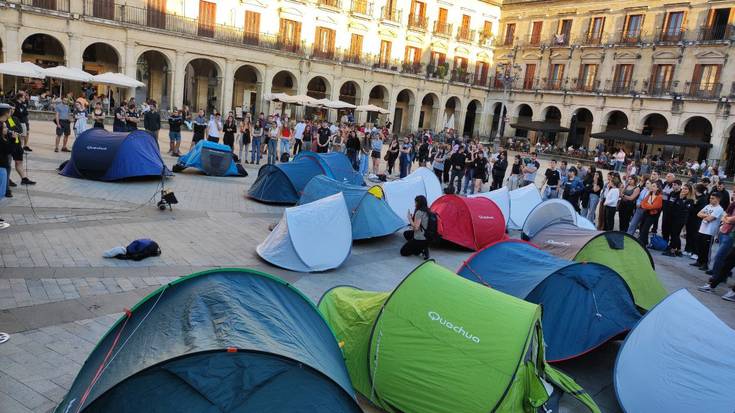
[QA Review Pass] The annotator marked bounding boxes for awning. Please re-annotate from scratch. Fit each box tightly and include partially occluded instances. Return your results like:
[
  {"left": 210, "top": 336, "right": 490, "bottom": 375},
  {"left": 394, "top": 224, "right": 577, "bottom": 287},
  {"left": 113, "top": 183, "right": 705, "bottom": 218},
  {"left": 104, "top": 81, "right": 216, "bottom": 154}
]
[
  {"left": 651, "top": 134, "right": 712, "bottom": 148},
  {"left": 0, "top": 61, "right": 46, "bottom": 79},
  {"left": 355, "top": 104, "right": 390, "bottom": 114},
  {"left": 316, "top": 99, "right": 356, "bottom": 109},
  {"left": 42, "top": 66, "right": 94, "bottom": 82},
  {"left": 590, "top": 128, "right": 645, "bottom": 143},
  {"left": 510, "top": 121, "right": 569, "bottom": 133},
  {"left": 591, "top": 129, "right": 712, "bottom": 148},
  {"left": 92, "top": 72, "right": 145, "bottom": 88}
]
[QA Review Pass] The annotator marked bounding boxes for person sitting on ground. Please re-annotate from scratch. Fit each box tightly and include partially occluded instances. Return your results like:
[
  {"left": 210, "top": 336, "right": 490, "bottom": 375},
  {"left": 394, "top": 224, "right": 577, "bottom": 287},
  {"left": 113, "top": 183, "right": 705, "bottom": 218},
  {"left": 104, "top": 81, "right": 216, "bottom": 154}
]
[{"left": 400, "top": 195, "right": 431, "bottom": 260}]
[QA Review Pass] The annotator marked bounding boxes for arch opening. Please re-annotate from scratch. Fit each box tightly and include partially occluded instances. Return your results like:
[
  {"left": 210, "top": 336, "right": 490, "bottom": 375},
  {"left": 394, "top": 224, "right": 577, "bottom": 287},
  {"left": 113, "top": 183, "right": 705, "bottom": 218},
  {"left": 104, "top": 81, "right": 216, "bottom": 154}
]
[
  {"left": 136, "top": 50, "right": 170, "bottom": 110},
  {"left": 463, "top": 100, "right": 483, "bottom": 138},
  {"left": 184, "top": 58, "right": 220, "bottom": 113},
  {"left": 233, "top": 65, "right": 261, "bottom": 117}
]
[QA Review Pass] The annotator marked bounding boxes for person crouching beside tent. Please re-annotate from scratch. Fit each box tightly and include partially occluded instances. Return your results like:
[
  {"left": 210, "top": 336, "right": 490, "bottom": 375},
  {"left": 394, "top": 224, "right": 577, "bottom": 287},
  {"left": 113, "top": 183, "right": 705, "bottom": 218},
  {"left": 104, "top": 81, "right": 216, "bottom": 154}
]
[{"left": 400, "top": 195, "right": 433, "bottom": 260}]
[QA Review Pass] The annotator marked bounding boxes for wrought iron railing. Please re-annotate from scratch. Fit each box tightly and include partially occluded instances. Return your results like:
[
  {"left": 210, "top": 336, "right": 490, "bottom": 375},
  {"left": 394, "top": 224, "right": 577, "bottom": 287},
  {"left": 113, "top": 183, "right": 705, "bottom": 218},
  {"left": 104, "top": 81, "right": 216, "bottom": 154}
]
[
  {"left": 380, "top": 7, "right": 402, "bottom": 23},
  {"left": 433, "top": 21, "right": 452, "bottom": 37},
  {"left": 21, "top": 0, "right": 70, "bottom": 12},
  {"left": 686, "top": 82, "right": 722, "bottom": 99},
  {"left": 408, "top": 14, "right": 429, "bottom": 31}
]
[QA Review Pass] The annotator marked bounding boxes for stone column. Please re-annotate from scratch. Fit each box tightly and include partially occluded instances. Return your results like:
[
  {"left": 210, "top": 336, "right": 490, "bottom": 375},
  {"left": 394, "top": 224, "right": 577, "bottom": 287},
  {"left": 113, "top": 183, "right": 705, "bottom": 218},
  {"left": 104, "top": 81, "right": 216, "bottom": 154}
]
[
  {"left": 3, "top": 24, "right": 21, "bottom": 62},
  {"left": 68, "top": 34, "right": 83, "bottom": 69},
  {"left": 410, "top": 99, "right": 421, "bottom": 132},
  {"left": 709, "top": 115, "right": 730, "bottom": 161},
  {"left": 172, "top": 51, "right": 186, "bottom": 110},
  {"left": 357, "top": 82, "right": 369, "bottom": 124},
  {"left": 221, "top": 58, "right": 236, "bottom": 115},
  {"left": 122, "top": 42, "right": 137, "bottom": 101}
]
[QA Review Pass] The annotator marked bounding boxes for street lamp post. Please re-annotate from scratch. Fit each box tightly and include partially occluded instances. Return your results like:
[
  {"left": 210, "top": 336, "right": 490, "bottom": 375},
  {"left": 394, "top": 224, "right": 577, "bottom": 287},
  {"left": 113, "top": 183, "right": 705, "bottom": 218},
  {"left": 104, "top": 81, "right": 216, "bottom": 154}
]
[{"left": 492, "top": 63, "right": 521, "bottom": 150}]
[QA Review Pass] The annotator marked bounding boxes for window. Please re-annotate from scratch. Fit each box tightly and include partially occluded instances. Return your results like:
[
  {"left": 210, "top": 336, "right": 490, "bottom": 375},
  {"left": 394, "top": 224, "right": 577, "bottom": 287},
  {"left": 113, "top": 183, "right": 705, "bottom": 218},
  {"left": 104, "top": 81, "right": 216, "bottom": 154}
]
[
  {"left": 92, "top": 0, "right": 115, "bottom": 20},
  {"left": 404, "top": 46, "right": 421, "bottom": 65},
  {"left": 147, "top": 0, "right": 166, "bottom": 29},
  {"left": 523, "top": 64, "right": 537, "bottom": 89},
  {"left": 530, "top": 21, "right": 543, "bottom": 45},
  {"left": 351, "top": 0, "right": 368, "bottom": 15},
  {"left": 430, "top": 51, "right": 446, "bottom": 66},
  {"left": 548, "top": 64, "right": 565, "bottom": 89},
  {"left": 587, "top": 17, "right": 605, "bottom": 44},
  {"left": 613, "top": 64, "right": 634, "bottom": 93},
  {"left": 454, "top": 56, "right": 468, "bottom": 71},
  {"left": 435, "top": 8, "right": 451, "bottom": 35},
  {"left": 649, "top": 64, "right": 674, "bottom": 95},
  {"left": 475, "top": 61, "right": 489, "bottom": 85},
  {"left": 279, "top": 19, "right": 302, "bottom": 52},
  {"left": 622, "top": 14, "right": 643, "bottom": 43},
  {"left": 690, "top": 64, "right": 722, "bottom": 97},
  {"left": 379, "top": 40, "right": 392, "bottom": 66},
  {"left": 453, "top": 56, "right": 468, "bottom": 81},
  {"left": 409, "top": 0, "right": 427, "bottom": 29},
  {"left": 243, "top": 11, "right": 260, "bottom": 44},
  {"left": 702, "top": 8, "right": 732, "bottom": 41},
  {"left": 314, "top": 27, "right": 336, "bottom": 59},
  {"left": 458, "top": 15, "right": 472, "bottom": 41},
  {"left": 578, "top": 64, "right": 598, "bottom": 91},
  {"left": 554, "top": 19, "right": 572, "bottom": 45},
  {"left": 504, "top": 23, "right": 516, "bottom": 45},
  {"left": 437, "top": 8, "right": 447, "bottom": 24},
  {"left": 482, "top": 21, "right": 493, "bottom": 39},
  {"left": 348, "top": 34, "right": 363, "bottom": 61},
  {"left": 661, "top": 11, "right": 685, "bottom": 41},
  {"left": 197, "top": 0, "right": 216, "bottom": 38}
]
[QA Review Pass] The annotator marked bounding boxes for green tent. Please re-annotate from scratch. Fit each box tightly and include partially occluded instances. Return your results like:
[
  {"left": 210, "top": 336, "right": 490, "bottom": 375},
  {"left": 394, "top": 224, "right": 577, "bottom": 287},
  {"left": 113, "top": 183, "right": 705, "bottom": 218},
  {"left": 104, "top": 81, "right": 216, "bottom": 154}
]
[
  {"left": 530, "top": 223, "right": 667, "bottom": 310},
  {"left": 318, "top": 261, "right": 600, "bottom": 413}
]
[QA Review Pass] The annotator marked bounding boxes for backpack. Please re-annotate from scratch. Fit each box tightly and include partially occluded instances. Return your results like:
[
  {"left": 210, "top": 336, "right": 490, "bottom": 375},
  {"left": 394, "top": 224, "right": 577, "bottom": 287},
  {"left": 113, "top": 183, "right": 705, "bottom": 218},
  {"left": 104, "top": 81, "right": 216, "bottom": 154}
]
[
  {"left": 423, "top": 211, "right": 439, "bottom": 242},
  {"left": 124, "top": 239, "right": 161, "bottom": 261},
  {"left": 280, "top": 152, "right": 290, "bottom": 163},
  {"left": 649, "top": 235, "right": 668, "bottom": 251}
]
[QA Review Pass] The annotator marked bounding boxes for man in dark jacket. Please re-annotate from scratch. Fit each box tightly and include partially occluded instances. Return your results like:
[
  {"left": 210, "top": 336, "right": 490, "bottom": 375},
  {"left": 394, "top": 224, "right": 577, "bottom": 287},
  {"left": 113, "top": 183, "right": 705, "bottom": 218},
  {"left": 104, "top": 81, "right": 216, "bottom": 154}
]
[
  {"left": 14, "top": 92, "right": 31, "bottom": 152},
  {"left": 143, "top": 103, "right": 161, "bottom": 140},
  {"left": 449, "top": 145, "right": 466, "bottom": 194},
  {"left": 345, "top": 132, "right": 361, "bottom": 170},
  {"left": 491, "top": 151, "right": 507, "bottom": 190}
]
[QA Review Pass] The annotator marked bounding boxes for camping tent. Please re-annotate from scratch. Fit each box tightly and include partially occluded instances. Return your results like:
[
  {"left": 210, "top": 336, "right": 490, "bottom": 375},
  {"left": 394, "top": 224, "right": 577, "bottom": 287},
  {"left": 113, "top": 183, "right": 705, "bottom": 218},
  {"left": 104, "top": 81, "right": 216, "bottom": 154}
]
[
  {"left": 522, "top": 198, "right": 596, "bottom": 238},
  {"left": 615, "top": 289, "right": 735, "bottom": 413},
  {"left": 469, "top": 186, "right": 510, "bottom": 225},
  {"left": 383, "top": 168, "right": 443, "bottom": 224},
  {"left": 508, "top": 184, "right": 542, "bottom": 230},
  {"left": 55, "top": 268, "right": 361, "bottom": 413},
  {"left": 248, "top": 151, "right": 363, "bottom": 204},
  {"left": 430, "top": 195, "right": 506, "bottom": 250},
  {"left": 257, "top": 193, "right": 352, "bottom": 272},
  {"left": 457, "top": 240, "right": 641, "bottom": 361},
  {"left": 59, "top": 129, "right": 171, "bottom": 181},
  {"left": 318, "top": 261, "right": 601, "bottom": 413},
  {"left": 174, "top": 140, "right": 246, "bottom": 176},
  {"left": 531, "top": 223, "right": 667, "bottom": 311},
  {"left": 298, "top": 176, "right": 404, "bottom": 240}
]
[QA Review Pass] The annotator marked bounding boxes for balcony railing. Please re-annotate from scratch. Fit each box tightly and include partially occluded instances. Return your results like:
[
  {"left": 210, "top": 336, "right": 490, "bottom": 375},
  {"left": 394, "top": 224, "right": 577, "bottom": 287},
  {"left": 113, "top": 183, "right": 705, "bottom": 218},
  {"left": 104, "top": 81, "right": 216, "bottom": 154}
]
[
  {"left": 686, "top": 82, "right": 722, "bottom": 99},
  {"left": 478, "top": 32, "right": 494, "bottom": 47},
  {"left": 380, "top": 7, "right": 402, "bottom": 23},
  {"left": 583, "top": 31, "right": 604, "bottom": 45},
  {"left": 450, "top": 69, "right": 471, "bottom": 84},
  {"left": 408, "top": 14, "right": 429, "bottom": 31},
  {"left": 522, "top": 78, "right": 539, "bottom": 90},
  {"left": 311, "top": 48, "right": 336, "bottom": 60},
  {"left": 473, "top": 73, "right": 488, "bottom": 87},
  {"left": 573, "top": 79, "right": 599, "bottom": 92},
  {"left": 648, "top": 82, "right": 673, "bottom": 96},
  {"left": 317, "top": 0, "right": 341, "bottom": 9},
  {"left": 456, "top": 29, "right": 476, "bottom": 43},
  {"left": 21, "top": 0, "right": 70, "bottom": 12},
  {"left": 522, "top": 33, "right": 543, "bottom": 46},
  {"left": 433, "top": 22, "right": 453, "bottom": 37},
  {"left": 657, "top": 28, "right": 685, "bottom": 43},
  {"left": 548, "top": 33, "right": 571, "bottom": 47},
  {"left": 698, "top": 25, "right": 734, "bottom": 42},
  {"left": 617, "top": 30, "right": 643, "bottom": 45},
  {"left": 545, "top": 79, "right": 564, "bottom": 90},
  {"left": 610, "top": 81, "right": 633, "bottom": 94},
  {"left": 350, "top": 0, "right": 372, "bottom": 16},
  {"left": 497, "top": 36, "right": 515, "bottom": 47},
  {"left": 401, "top": 62, "right": 423, "bottom": 75}
]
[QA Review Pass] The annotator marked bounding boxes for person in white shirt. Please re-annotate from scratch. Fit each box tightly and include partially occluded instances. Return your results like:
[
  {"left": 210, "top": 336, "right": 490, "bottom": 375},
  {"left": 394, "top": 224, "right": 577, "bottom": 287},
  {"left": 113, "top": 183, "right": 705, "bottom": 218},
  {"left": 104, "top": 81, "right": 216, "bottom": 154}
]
[
  {"left": 206, "top": 112, "right": 222, "bottom": 143},
  {"left": 603, "top": 175, "right": 621, "bottom": 231},
  {"left": 292, "top": 120, "right": 306, "bottom": 155},
  {"left": 692, "top": 193, "right": 724, "bottom": 271},
  {"left": 614, "top": 149, "right": 626, "bottom": 172}
]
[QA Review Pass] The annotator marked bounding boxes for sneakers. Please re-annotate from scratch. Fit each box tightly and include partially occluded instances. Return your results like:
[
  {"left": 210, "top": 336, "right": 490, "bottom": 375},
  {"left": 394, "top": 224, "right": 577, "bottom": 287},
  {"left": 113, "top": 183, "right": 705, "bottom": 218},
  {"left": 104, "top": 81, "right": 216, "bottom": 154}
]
[
  {"left": 23, "top": 146, "right": 32, "bottom": 152},
  {"left": 698, "top": 284, "right": 714, "bottom": 293},
  {"left": 61, "top": 147, "right": 70, "bottom": 152},
  {"left": 690, "top": 254, "right": 698, "bottom": 261},
  {"left": 722, "top": 290, "right": 735, "bottom": 302},
  {"left": 682, "top": 251, "right": 691, "bottom": 257},
  {"left": 54, "top": 148, "right": 59, "bottom": 153},
  {"left": 21, "top": 178, "right": 36, "bottom": 185},
  {"left": 8, "top": 180, "right": 16, "bottom": 187}
]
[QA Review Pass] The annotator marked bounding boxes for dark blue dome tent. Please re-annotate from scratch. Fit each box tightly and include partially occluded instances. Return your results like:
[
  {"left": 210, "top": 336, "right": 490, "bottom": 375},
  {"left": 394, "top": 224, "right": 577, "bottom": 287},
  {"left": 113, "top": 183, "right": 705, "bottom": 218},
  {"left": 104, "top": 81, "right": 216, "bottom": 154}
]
[
  {"left": 173, "top": 140, "right": 247, "bottom": 177},
  {"left": 60, "top": 129, "right": 171, "bottom": 181},
  {"left": 248, "top": 151, "right": 364, "bottom": 204},
  {"left": 55, "top": 268, "right": 362, "bottom": 413},
  {"left": 457, "top": 239, "right": 641, "bottom": 362}
]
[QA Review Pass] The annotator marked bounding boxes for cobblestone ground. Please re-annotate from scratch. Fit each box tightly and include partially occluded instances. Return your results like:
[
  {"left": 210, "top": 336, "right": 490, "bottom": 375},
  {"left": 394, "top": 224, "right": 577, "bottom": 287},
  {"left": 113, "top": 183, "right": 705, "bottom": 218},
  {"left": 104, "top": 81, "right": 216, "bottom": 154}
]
[{"left": 1, "top": 121, "right": 732, "bottom": 413}]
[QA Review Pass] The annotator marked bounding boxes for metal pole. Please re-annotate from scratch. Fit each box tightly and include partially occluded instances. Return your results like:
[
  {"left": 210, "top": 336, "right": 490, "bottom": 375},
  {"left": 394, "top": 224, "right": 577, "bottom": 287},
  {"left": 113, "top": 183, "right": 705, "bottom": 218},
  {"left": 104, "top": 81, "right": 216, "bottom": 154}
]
[{"left": 493, "top": 77, "right": 507, "bottom": 148}]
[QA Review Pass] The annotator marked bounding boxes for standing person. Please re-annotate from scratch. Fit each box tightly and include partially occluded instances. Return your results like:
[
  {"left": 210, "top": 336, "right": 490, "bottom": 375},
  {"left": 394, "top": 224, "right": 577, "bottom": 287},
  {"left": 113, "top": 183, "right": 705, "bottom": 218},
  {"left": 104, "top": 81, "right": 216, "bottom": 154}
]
[
  {"left": 53, "top": 97, "right": 72, "bottom": 152},
  {"left": 301, "top": 119, "right": 313, "bottom": 152},
  {"left": 3, "top": 105, "right": 36, "bottom": 187},
  {"left": 125, "top": 102, "right": 139, "bottom": 131},
  {"left": 660, "top": 173, "right": 676, "bottom": 245},
  {"left": 684, "top": 183, "right": 709, "bottom": 258},
  {"left": 167, "top": 108, "right": 183, "bottom": 156},
  {"left": 265, "top": 115, "right": 279, "bottom": 164},
  {"left": 584, "top": 170, "right": 603, "bottom": 224},
  {"left": 206, "top": 112, "right": 223, "bottom": 143},
  {"left": 400, "top": 195, "right": 431, "bottom": 260},
  {"left": 222, "top": 112, "right": 237, "bottom": 152},
  {"left": 449, "top": 145, "right": 467, "bottom": 194},
  {"left": 345, "top": 130, "right": 361, "bottom": 170},
  {"left": 191, "top": 110, "right": 207, "bottom": 147},
  {"left": 542, "top": 159, "right": 561, "bottom": 200},
  {"left": 522, "top": 152, "right": 540, "bottom": 187},
  {"left": 280, "top": 117, "right": 291, "bottom": 157},
  {"left": 113, "top": 103, "right": 127, "bottom": 132},
  {"left": 638, "top": 182, "right": 663, "bottom": 247},
  {"left": 562, "top": 167, "right": 584, "bottom": 212},
  {"left": 462, "top": 144, "right": 476, "bottom": 195},
  {"left": 92, "top": 102, "right": 105, "bottom": 129},
  {"left": 399, "top": 136, "right": 412, "bottom": 178},
  {"left": 143, "top": 103, "right": 161, "bottom": 140},
  {"left": 618, "top": 176, "right": 640, "bottom": 233},
  {"left": 713, "top": 181, "right": 731, "bottom": 211},
  {"left": 491, "top": 151, "right": 507, "bottom": 190},
  {"left": 183, "top": 105, "right": 193, "bottom": 130},
  {"left": 473, "top": 150, "right": 488, "bottom": 194},
  {"left": 370, "top": 131, "right": 383, "bottom": 175},
  {"left": 250, "top": 113, "right": 263, "bottom": 165},
  {"left": 73, "top": 101, "right": 88, "bottom": 137},
  {"left": 664, "top": 183, "right": 694, "bottom": 257},
  {"left": 627, "top": 175, "right": 651, "bottom": 235},
  {"left": 614, "top": 148, "right": 626, "bottom": 172},
  {"left": 14, "top": 92, "right": 31, "bottom": 152},
  {"left": 707, "top": 199, "right": 735, "bottom": 275},
  {"left": 603, "top": 175, "right": 621, "bottom": 231},
  {"left": 417, "top": 138, "right": 430, "bottom": 167},
  {"left": 432, "top": 144, "right": 447, "bottom": 180},
  {"left": 239, "top": 113, "right": 252, "bottom": 163},
  {"left": 316, "top": 121, "right": 330, "bottom": 154},
  {"left": 385, "top": 136, "right": 399, "bottom": 176},
  {"left": 292, "top": 118, "right": 305, "bottom": 155},
  {"left": 507, "top": 155, "right": 522, "bottom": 190},
  {"left": 691, "top": 193, "right": 724, "bottom": 271}
]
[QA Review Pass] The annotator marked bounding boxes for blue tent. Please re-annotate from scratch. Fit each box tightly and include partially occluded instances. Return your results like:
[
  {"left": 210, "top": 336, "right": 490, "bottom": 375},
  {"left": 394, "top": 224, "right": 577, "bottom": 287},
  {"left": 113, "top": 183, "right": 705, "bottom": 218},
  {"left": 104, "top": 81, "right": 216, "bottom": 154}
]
[
  {"left": 248, "top": 151, "right": 364, "bottom": 204},
  {"left": 55, "top": 268, "right": 361, "bottom": 413},
  {"left": 298, "top": 175, "right": 404, "bottom": 240},
  {"left": 60, "top": 129, "right": 171, "bottom": 181},
  {"left": 174, "top": 140, "right": 246, "bottom": 176},
  {"left": 457, "top": 240, "right": 641, "bottom": 362},
  {"left": 615, "top": 289, "right": 735, "bottom": 413}
]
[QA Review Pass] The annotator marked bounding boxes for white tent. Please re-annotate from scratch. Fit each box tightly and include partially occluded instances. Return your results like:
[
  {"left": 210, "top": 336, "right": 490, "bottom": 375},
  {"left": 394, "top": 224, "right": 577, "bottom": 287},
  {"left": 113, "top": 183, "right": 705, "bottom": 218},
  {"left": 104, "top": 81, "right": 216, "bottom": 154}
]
[
  {"left": 469, "top": 186, "right": 511, "bottom": 225},
  {"left": 355, "top": 104, "right": 390, "bottom": 114},
  {"left": 383, "top": 168, "right": 443, "bottom": 224},
  {"left": 407, "top": 167, "right": 443, "bottom": 206},
  {"left": 508, "top": 184, "right": 542, "bottom": 230},
  {"left": 256, "top": 193, "right": 352, "bottom": 272},
  {"left": 42, "top": 66, "right": 93, "bottom": 82},
  {"left": 522, "top": 198, "right": 595, "bottom": 238},
  {"left": 0, "top": 61, "right": 46, "bottom": 79},
  {"left": 615, "top": 289, "right": 735, "bottom": 413},
  {"left": 92, "top": 72, "right": 145, "bottom": 88}
]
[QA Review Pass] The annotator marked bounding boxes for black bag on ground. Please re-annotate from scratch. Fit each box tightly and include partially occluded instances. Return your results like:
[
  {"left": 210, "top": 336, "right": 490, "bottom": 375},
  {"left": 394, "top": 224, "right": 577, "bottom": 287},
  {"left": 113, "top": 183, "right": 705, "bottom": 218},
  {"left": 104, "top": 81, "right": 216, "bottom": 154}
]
[
  {"left": 123, "top": 239, "right": 161, "bottom": 261},
  {"left": 280, "top": 152, "right": 290, "bottom": 163}
]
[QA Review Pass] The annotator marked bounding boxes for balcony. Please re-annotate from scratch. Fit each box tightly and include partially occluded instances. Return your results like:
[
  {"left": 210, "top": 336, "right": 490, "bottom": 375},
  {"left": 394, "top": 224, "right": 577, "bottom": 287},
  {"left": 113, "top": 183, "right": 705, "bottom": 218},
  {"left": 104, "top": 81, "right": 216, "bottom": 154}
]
[
  {"left": 317, "top": 0, "right": 342, "bottom": 10},
  {"left": 497, "top": 35, "right": 516, "bottom": 47},
  {"left": 408, "top": 14, "right": 429, "bottom": 31},
  {"left": 21, "top": 0, "right": 70, "bottom": 12},
  {"left": 609, "top": 81, "right": 634, "bottom": 94},
  {"left": 401, "top": 62, "right": 423, "bottom": 75},
  {"left": 478, "top": 32, "right": 494, "bottom": 47},
  {"left": 686, "top": 82, "right": 722, "bottom": 99},
  {"left": 583, "top": 31, "right": 604, "bottom": 46},
  {"left": 657, "top": 28, "right": 685, "bottom": 43},
  {"left": 456, "top": 29, "right": 476, "bottom": 43},
  {"left": 311, "top": 48, "right": 336, "bottom": 61},
  {"left": 545, "top": 79, "right": 564, "bottom": 90},
  {"left": 433, "top": 22, "right": 453, "bottom": 38},
  {"left": 573, "top": 79, "right": 599, "bottom": 92},
  {"left": 616, "top": 30, "right": 643, "bottom": 45},
  {"left": 473, "top": 73, "right": 488, "bottom": 87},
  {"left": 522, "top": 77, "right": 539, "bottom": 90},
  {"left": 698, "top": 25, "right": 734, "bottom": 42},
  {"left": 380, "top": 7, "right": 402, "bottom": 24},
  {"left": 522, "top": 33, "right": 543, "bottom": 47},
  {"left": 548, "top": 33, "right": 571, "bottom": 47},
  {"left": 648, "top": 82, "right": 673, "bottom": 96},
  {"left": 450, "top": 69, "right": 471, "bottom": 84}
]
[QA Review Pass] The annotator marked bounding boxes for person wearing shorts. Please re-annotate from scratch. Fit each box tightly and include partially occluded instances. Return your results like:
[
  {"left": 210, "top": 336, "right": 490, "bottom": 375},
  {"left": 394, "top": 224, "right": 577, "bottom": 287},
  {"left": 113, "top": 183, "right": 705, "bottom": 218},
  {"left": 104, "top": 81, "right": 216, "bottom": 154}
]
[
  {"left": 3, "top": 105, "right": 36, "bottom": 187},
  {"left": 15, "top": 92, "right": 31, "bottom": 152},
  {"left": 167, "top": 109, "right": 183, "bottom": 156},
  {"left": 54, "top": 98, "right": 72, "bottom": 152}
]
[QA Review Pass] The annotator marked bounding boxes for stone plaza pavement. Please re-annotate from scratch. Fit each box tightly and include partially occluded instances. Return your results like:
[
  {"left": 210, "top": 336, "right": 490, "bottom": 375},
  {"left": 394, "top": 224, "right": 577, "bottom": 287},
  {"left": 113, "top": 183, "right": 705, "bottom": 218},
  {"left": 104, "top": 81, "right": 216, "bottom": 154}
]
[{"left": 0, "top": 121, "right": 733, "bottom": 412}]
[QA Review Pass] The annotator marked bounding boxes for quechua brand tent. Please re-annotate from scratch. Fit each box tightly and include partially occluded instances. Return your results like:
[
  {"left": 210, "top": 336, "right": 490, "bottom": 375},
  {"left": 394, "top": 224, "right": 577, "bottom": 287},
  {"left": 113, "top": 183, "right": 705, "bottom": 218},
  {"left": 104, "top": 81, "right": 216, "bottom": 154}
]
[
  {"left": 508, "top": 184, "right": 542, "bottom": 230},
  {"left": 383, "top": 168, "right": 442, "bottom": 224},
  {"left": 257, "top": 193, "right": 352, "bottom": 272},
  {"left": 56, "top": 268, "right": 361, "bottom": 413},
  {"left": 405, "top": 167, "right": 443, "bottom": 205},
  {"left": 457, "top": 240, "right": 641, "bottom": 362},
  {"left": 318, "top": 261, "right": 601, "bottom": 413},
  {"left": 430, "top": 195, "right": 506, "bottom": 250},
  {"left": 173, "top": 140, "right": 247, "bottom": 176},
  {"left": 59, "top": 129, "right": 171, "bottom": 181},
  {"left": 522, "top": 198, "right": 595, "bottom": 239},
  {"left": 615, "top": 289, "right": 735, "bottom": 413},
  {"left": 248, "top": 151, "right": 364, "bottom": 204},
  {"left": 298, "top": 175, "right": 404, "bottom": 240},
  {"left": 531, "top": 223, "right": 666, "bottom": 311},
  {"left": 469, "top": 186, "right": 511, "bottom": 225}
]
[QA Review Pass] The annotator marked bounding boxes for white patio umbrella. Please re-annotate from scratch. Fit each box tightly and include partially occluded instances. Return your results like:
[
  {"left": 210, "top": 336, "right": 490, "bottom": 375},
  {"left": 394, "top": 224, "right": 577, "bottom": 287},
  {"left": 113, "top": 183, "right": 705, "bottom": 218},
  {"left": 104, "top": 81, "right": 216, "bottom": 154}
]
[
  {"left": 91, "top": 72, "right": 145, "bottom": 88},
  {"left": 0, "top": 61, "right": 46, "bottom": 79},
  {"left": 355, "top": 104, "right": 390, "bottom": 114},
  {"left": 42, "top": 66, "right": 94, "bottom": 97},
  {"left": 265, "top": 92, "right": 290, "bottom": 102},
  {"left": 291, "top": 94, "right": 321, "bottom": 107},
  {"left": 319, "top": 99, "right": 356, "bottom": 109}
]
